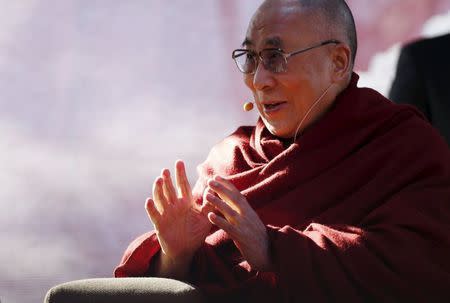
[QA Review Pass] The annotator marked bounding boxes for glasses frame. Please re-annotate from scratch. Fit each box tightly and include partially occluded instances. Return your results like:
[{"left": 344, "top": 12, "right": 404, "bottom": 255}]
[{"left": 231, "top": 39, "right": 341, "bottom": 74}]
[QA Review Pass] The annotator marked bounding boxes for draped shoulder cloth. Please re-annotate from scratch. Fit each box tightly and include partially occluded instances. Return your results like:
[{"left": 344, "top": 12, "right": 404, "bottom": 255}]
[{"left": 115, "top": 74, "right": 450, "bottom": 302}]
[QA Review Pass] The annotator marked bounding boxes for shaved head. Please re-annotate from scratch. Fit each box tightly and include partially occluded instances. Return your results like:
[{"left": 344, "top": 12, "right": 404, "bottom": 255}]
[{"left": 257, "top": 0, "right": 357, "bottom": 67}]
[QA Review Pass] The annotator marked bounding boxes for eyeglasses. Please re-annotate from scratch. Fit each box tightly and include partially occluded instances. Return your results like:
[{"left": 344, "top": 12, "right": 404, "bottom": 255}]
[{"left": 231, "top": 39, "right": 341, "bottom": 74}]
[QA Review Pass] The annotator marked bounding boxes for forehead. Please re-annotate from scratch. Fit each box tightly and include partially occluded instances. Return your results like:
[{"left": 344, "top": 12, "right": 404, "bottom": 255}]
[{"left": 244, "top": 3, "right": 318, "bottom": 49}]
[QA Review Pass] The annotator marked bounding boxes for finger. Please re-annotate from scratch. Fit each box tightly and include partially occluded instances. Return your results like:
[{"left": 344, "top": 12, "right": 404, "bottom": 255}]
[
  {"left": 161, "top": 169, "right": 177, "bottom": 203},
  {"left": 201, "top": 188, "right": 216, "bottom": 214},
  {"left": 204, "top": 186, "right": 215, "bottom": 197},
  {"left": 175, "top": 160, "right": 193, "bottom": 201},
  {"left": 213, "top": 176, "right": 246, "bottom": 204},
  {"left": 205, "top": 193, "right": 238, "bottom": 221},
  {"left": 153, "top": 177, "right": 169, "bottom": 212},
  {"left": 208, "top": 212, "right": 236, "bottom": 236},
  {"left": 202, "top": 186, "right": 217, "bottom": 206},
  {"left": 208, "top": 179, "right": 243, "bottom": 214},
  {"left": 213, "top": 175, "right": 236, "bottom": 191},
  {"left": 145, "top": 198, "right": 161, "bottom": 226},
  {"left": 200, "top": 201, "right": 216, "bottom": 216}
]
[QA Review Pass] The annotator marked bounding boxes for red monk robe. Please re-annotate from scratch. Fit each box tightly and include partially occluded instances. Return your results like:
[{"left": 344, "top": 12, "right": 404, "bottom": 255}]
[{"left": 115, "top": 74, "right": 450, "bottom": 302}]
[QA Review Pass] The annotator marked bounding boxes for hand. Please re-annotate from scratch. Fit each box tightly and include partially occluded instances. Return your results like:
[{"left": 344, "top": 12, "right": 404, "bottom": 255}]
[
  {"left": 204, "top": 175, "right": 271, "bottom": 271},
  {"left": 145, "top": 160, "right": 212, "bottom": 277}
]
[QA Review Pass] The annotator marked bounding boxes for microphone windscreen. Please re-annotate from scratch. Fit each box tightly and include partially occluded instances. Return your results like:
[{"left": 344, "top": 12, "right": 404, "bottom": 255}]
[{"left": 243, "top": 102, "right": 254, "bottom": 112}]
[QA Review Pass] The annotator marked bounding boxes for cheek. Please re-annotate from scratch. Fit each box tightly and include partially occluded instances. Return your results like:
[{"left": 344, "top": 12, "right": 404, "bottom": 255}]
[
  {"left": 244, "top": 75, "right": 260, "bottom": 105},
  {"left": 243, "top": 75, "right": 254, "bottom": 91},
  {"left": 281, "top": 73, "right": 316, "bottom": 107}
]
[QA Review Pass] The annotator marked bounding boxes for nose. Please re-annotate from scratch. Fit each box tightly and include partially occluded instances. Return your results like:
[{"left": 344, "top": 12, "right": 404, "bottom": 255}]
[{"left": 252, "top": 60, "right": 276, "bottom": 91}]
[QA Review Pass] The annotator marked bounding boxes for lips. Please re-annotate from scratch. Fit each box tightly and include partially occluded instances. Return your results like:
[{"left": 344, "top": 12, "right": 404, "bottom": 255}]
[{"left": 262, "top": 101, "right": 287, "bottom": 113}]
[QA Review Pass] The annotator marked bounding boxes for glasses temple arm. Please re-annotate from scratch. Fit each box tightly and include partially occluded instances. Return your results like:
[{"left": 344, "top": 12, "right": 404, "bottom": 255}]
[{"left": 286, "top": 40, "right": 341, "bottom": 59}]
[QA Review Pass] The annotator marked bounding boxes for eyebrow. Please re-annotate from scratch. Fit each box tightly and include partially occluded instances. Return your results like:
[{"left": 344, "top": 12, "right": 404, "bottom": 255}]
[
  {"left": 265, "top": 37, "right": 283, "bottom": 48},
  {"left": 241, "top": 36, "right": 283, "bottom": 48}
]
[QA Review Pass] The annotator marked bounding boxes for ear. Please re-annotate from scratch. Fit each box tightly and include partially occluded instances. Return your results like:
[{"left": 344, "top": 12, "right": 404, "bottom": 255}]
[{"left": 330, "top": 43, "right": 352, "bottom": 83}]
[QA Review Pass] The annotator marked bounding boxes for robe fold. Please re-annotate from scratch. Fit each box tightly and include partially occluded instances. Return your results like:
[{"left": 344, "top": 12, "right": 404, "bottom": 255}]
[{"left": 115, "top": 74, "right": 450, "bottom": 302}]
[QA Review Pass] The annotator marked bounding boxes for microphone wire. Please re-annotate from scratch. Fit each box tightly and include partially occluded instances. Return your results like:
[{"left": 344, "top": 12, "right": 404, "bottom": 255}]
[{"left": 292, "top": 83, "right": 333, "bottom": 144}]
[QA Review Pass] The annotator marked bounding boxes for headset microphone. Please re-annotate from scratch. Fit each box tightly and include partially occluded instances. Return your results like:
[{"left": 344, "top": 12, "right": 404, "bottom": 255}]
[{"left": 243, "top": 102, "right": 254, "bottom": 112}]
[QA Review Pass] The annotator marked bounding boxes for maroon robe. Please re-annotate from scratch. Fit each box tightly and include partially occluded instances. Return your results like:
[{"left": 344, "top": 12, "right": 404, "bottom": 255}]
[{"left": 115, "top": 74, "right": 450, "bottom": 302}]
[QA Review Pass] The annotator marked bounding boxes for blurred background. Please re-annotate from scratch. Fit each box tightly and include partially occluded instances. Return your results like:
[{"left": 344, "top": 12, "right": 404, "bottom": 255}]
[{"left": 1, "top": 0, "right": 449, "bottom": 302}]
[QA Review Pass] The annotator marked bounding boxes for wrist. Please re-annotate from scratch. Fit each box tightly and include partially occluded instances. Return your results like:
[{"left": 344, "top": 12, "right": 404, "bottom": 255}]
[
  {"left": 156, "top": 250, "right": 195, "bottom": 279},
  {"left": 252, "top": 228, "right": 273, "bottom": 272},
  {"left": 161, "top": 251, "right": 194, "bottom": 269}
]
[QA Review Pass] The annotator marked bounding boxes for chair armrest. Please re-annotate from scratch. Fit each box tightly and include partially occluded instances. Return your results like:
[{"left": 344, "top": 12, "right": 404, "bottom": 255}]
[{"left": 44, "top": 277, "right": 205, "bottom": 303}]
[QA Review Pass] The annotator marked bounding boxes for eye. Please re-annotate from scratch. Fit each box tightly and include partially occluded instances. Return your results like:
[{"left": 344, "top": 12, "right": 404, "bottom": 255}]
[
  {"left": 233, "top": 50, "right": 253, "bottom": 59},
  {"left": 244, "top": 52, "right": 255, "bottom": 60},
  {"left": 268, "top": 51, "right": 280, "bottom": 59},
  {"left": 261, "top": 50, "right": 280, "bottom": 61},
  {"left": 233, "top": 50, "right": 257, "bottom": 74},
  {"left": 239, "top": 51, "right": 256, "bottom": 66},
  {"left": 263, "top": 50, "right": 283, "bottom": 64}
]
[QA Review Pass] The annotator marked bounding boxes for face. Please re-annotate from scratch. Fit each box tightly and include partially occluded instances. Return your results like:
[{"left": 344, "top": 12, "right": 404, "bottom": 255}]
[{"left": 243, "top": 2, "right": 336, "bottom": 138}]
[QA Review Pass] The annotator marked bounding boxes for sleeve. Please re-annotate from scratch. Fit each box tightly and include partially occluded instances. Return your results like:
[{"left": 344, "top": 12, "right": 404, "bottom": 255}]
[
  {"left": 114, "top": 231, "right": 161, "bottom": 277},
  {"left": 266, "top": 179, "right": 450, "bottom": 302},
  {"left": 389, "top": 44, "right": 431, "bottom": 121}
]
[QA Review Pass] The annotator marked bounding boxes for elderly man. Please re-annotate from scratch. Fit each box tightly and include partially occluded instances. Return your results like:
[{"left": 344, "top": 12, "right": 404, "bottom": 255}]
[{"left": 115, "top": 0, "right": 450, "bottom": 302}]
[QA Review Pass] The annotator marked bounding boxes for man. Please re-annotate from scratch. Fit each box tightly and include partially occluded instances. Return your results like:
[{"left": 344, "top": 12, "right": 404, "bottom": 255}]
[
  {"left": 389, "top": 33, "right": 450, "bottom": 145},
  {"left": 115, "top": 0, "right": 450, "bottom": 302}
]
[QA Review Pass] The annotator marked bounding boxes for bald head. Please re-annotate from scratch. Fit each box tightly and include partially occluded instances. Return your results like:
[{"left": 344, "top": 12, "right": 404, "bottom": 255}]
[{"left": 258, "top": 0, "right": 357, "bottom": 67}]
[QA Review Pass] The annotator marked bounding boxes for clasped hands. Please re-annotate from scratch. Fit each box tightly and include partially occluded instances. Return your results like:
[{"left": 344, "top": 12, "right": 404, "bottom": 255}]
[{"left": 145, "top": 160, "right": 270, "bottom": 278}]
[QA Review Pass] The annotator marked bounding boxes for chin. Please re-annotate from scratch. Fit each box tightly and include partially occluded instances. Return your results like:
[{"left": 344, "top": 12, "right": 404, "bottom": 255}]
[{"left": 265, "top": 122, "right": 294, "bottom": 139}]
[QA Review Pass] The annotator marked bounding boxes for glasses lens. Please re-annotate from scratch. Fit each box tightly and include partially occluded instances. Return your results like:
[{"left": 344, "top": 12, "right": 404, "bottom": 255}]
[
  {"left": 261, "top": 49, "right": 286, "bottom": 73},
  {"left": 233, "top": 50, "right": 256, "bottom": 74}
]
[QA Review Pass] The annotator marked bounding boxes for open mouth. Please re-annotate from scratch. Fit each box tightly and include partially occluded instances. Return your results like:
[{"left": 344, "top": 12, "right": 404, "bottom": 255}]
[{"left": 263, "top": 101, "right": 287, "bottom": 112}]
